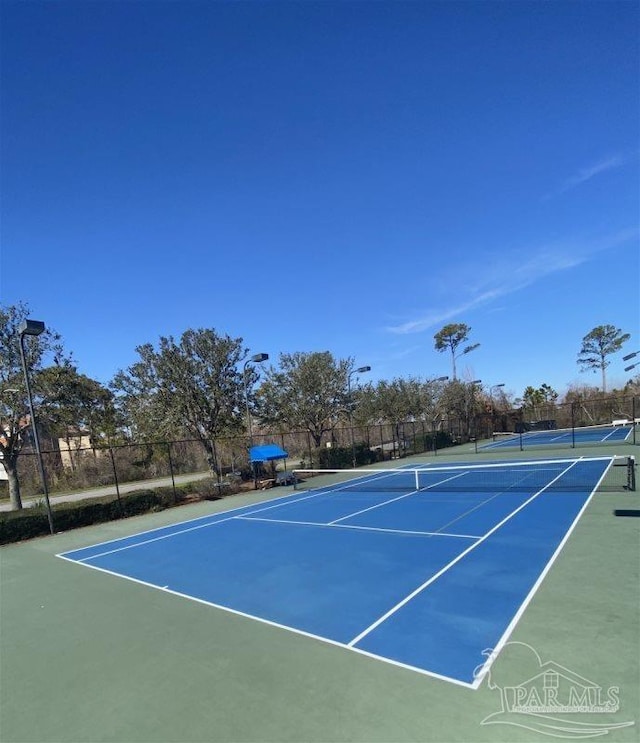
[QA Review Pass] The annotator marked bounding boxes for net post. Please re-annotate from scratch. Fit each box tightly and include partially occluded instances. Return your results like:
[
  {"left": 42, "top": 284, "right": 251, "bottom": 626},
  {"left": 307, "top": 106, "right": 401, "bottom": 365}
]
[
  {"left": 414, "top": 469, "right": 419, "bottom": 491},
  {"left": 628, "top": 457, "right": 636, "bottom": 491}
]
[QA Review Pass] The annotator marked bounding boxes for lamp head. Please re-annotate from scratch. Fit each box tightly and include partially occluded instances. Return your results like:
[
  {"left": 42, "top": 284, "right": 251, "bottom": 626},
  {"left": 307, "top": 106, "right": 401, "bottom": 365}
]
[
  {"left": 19, "top": 319, "right": 45, "bottom": 337},
  {"left": 356, "top": 366, "right": 371, "bottom": 374},
  {"left": 250, "top": 353, "right": 269, "bottom": 363}
]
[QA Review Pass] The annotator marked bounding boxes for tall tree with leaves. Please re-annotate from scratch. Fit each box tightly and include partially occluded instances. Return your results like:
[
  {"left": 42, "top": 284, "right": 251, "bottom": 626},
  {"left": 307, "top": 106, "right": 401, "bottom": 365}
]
[
  {"left": 365, "top": 377, "right": 430, "bottom": 452},
  {"left": 111, "top": 329, "right": 248, "bottom": 475},
  {"left": 577, "top": 325, "right": 630, "bottom": 393},
  {"left": 37, "top": 365, "right": 119, "bottom": 457},
  {"left": 256, "top": 351, "right": 350, "bottom": 447},
  {"left": 521, "top": 386, "right": 545, "bottom": 419},
  {"left": 0, "top": 302, "right": 68, "bottom": 509},
  {"left": 433, "top": 323, "right": 480, "bottom": 380},
  {"left": 438, "top": 379, "right": 482, "bottom": 437}
]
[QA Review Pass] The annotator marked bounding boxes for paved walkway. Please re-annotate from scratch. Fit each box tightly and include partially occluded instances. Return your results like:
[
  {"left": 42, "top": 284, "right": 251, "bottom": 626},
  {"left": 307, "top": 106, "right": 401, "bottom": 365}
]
[{"left": 0, "top": 471, "right": 211, "bottom": 512}]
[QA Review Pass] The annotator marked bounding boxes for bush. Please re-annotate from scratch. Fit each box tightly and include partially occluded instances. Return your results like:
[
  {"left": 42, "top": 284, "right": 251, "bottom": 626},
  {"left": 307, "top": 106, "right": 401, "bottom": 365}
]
[
  {"left": 414, "top": 431, "right": 454, "bottom": 451},
  {"left": 317, "top": 443, "right": 377, "bottom": 469},
  {"left": 0, "top": 483, "right": 214, "bottom": 545}
]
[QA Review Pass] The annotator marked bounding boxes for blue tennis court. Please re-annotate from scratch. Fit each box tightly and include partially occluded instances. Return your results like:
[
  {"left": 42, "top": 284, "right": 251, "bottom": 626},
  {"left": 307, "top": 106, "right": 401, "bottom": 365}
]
[
  {"left": 482, "top": 423, "right": 635, "bottom": 450},
  {"left": 58, "top": 456, "right": 619, "bottom": 688}
]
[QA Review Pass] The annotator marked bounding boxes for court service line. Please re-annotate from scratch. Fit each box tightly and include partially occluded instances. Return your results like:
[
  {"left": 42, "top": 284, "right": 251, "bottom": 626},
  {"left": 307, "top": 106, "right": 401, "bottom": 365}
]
[
  {"left": 57, "top": 464, "right": 474, "bottom": 562},
  {"left": 431, "top": 467, "right": 550, "bottom": 535},
  {"left": 327, "top": 472, "right": 468, "bottom": 526},
  {"left": 70, "top": 488, "right": 341, "bottom": 562},
  {"left": 236, "top": 515, "right": 480, "bottom": 540},
  {"left": 57, "top": 482, "right": 337, "bottom": 557},
  {"left": 347, "top": 458, "right": 583, "bottom": 648}
]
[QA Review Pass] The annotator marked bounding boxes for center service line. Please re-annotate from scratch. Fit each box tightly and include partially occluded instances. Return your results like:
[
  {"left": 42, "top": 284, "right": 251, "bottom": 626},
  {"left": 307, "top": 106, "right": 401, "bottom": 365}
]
[{"left": 347, "top": 459, "right": 582, "bottom": 648}]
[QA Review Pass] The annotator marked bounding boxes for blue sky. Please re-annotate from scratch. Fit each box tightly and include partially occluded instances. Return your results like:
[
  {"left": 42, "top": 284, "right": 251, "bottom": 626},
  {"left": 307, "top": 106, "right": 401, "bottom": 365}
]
[{"left": 2, "top": 1, "right": 638, "bottom": 399}]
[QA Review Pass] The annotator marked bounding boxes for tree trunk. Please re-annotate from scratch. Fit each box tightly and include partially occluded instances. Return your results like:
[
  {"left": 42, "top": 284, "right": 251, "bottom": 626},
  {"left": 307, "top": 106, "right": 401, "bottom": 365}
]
[
  {"left": 201, "top": 438, "right": 218, "bottom": 478},
  {"left": 310, "top": 429, "right": 323, "bottom": 448},
  {"left": 5, "top": 461, "right": 23, "bottom": 510}
]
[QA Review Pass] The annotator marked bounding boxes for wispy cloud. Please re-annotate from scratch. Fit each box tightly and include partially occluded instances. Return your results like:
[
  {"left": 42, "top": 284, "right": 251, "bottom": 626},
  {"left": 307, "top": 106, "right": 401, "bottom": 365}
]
[
  {"left": 549, "top": 154, "right": 627, "bottom": 198},
  {"left": 385, "top": 228, "right": 638, "bottom": 335}
]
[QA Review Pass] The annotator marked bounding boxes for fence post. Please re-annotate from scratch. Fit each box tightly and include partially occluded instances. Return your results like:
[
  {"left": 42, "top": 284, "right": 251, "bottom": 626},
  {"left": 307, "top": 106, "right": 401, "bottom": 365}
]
[
  {"left": 167, "top": 442, "right": 177, "bottom": 504},
  {"left": 571, "top": 403, "right": 576, "bottom": 448},
  {"left": 108, "top": 446, "right": 124, "bottom": 516},
  {"left": 211, "top": 439, "right": 222, "bottom": 486},
  {"left": 474, "top": 417, "right": 479, "bottom": 453},
  {"left": 307, "top": 432, "right": 313, "bottom": 468},
  {"left": 519, "top": 409, "right": 524, "bottom": 451}
]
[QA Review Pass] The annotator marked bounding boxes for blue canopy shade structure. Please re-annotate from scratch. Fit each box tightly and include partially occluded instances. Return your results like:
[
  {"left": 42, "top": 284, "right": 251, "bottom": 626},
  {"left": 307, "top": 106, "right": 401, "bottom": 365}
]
[{"left": 249, "top": 444, "right": 288, "bottom": 463}]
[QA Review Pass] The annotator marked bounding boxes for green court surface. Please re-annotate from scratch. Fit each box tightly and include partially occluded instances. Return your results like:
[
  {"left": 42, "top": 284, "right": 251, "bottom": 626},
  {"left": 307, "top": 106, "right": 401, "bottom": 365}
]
[{"left": 1, "top": 444, "right": 638, "bottom": 742}]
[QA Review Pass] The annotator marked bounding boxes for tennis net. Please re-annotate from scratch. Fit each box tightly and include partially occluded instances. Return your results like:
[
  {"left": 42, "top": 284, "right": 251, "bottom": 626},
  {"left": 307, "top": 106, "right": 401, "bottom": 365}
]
[{"left": 291, "top": 456, "right": 636, "bottom": 494}]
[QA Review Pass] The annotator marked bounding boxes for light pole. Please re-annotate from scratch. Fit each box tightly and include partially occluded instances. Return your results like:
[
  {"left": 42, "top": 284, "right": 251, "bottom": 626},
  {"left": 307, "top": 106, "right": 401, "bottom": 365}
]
[
  {"left": 453, "top": 344, "right": 480, "bottom": 380},
  {"left": 18, "top": 319, "right": 54, "bottom": 534},
  {"left": 468, "top": 379, "right": 482, "bottom": 442},
  {"left": 348, "top": 365, "right": 371, "bottom": 467},
  {"left": 243, "top": 352, "right": 268, "bottom": 487},
  {"left": 623, "top": 351, "right": 639, "bottom": 375},
  {"left": 489, "top": 383, "right": 505, "bottom": 406},
  {"left": 426, "top": 376, "right": 448, "bottom": 451}
]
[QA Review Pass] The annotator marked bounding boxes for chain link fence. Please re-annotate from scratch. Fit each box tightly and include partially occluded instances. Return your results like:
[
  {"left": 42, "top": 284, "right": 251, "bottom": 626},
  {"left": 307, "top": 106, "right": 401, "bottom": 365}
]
[{"left": 3, "top": 395, "right": 638, "bottom": 512}]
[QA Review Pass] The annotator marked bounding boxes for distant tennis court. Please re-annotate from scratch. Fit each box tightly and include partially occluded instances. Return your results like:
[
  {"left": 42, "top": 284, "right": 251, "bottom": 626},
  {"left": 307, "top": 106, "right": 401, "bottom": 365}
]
[
  {"left": 58, "top": 456, "right": 632, "bottom": 688},
  {"left": 482, "top": 423, "right": 636, "bottom": 451}
]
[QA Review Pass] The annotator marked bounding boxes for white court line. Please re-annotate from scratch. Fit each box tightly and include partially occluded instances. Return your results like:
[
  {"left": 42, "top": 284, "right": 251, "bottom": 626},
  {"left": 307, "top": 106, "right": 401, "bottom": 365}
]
[
  {"left": 602, "top": 427, "right": 630, "bottom": 442},
  {"left": 431, "top": 467, "right": 550, "bottom": 535},
  {"left": 69, "top": 488, "right": 338, "bottom": 562},
  {"left": 471, "top": 456, "right": 615, "bottom": 689},
  {"left": 298, "top": 466, "right": 424, "bottom": 498},
  {"left": 549, "top": 433, "right": 572, "bottom": 442},
  {"left": 55, "top": 553, "right": 474, "bottom": 689},
  {"left": 236, "top": 515, "right": 480, "bottom": 540},
  {"left": 56, "top": 456, "right": 612, "bottom": 689},
  {"left": 57, "top": 484, "right": 333, "bottom": 557},
  {"left": 327, "top": 472, "right": 468, "bottom": 525},
  {"left": 347, "top": 458, "right": 583, "bottom": 648},
  {"left": 56, "top": 463, "right": 470, "bottom": 562}
]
